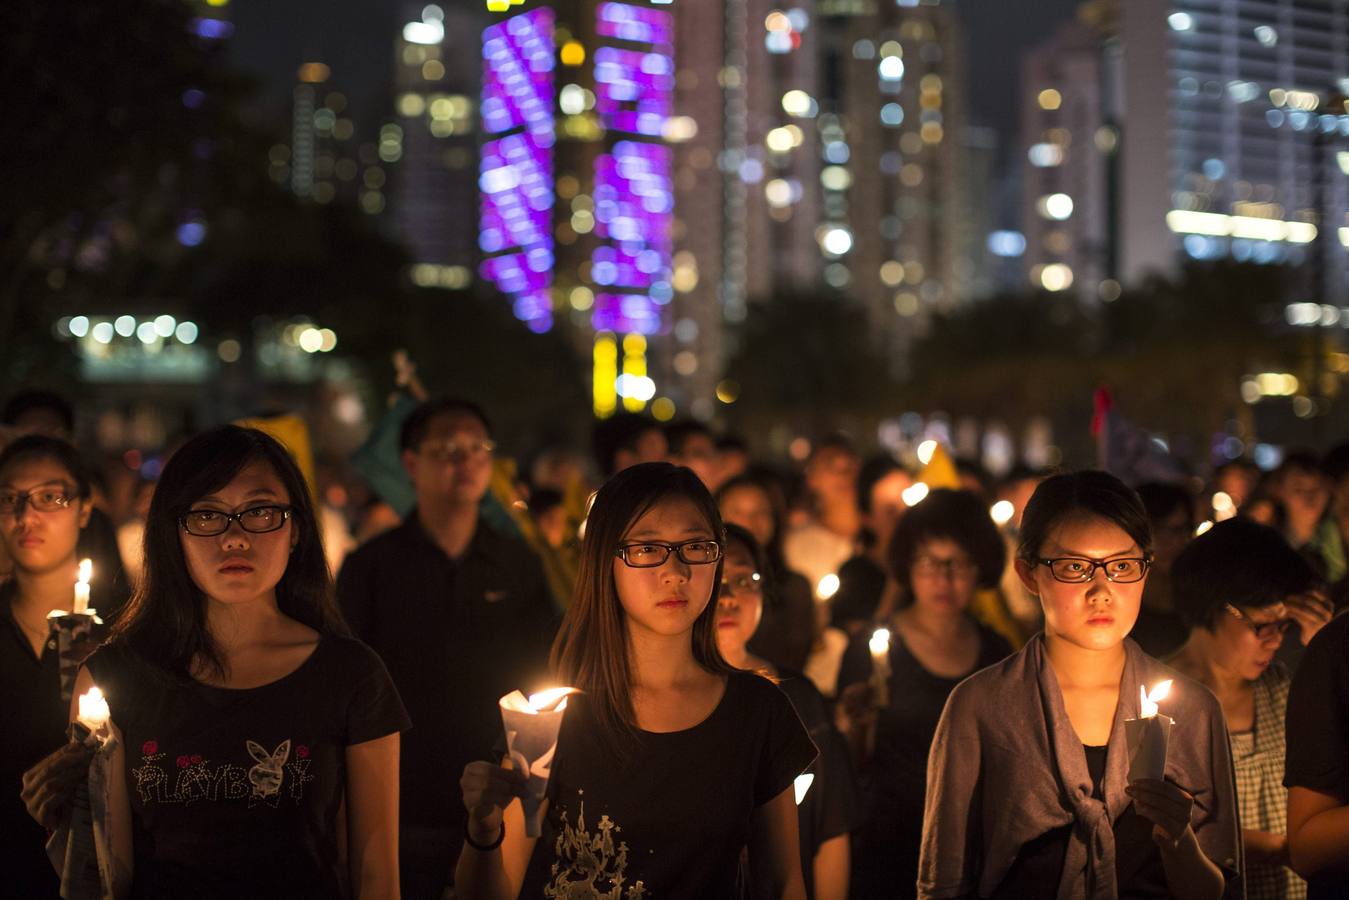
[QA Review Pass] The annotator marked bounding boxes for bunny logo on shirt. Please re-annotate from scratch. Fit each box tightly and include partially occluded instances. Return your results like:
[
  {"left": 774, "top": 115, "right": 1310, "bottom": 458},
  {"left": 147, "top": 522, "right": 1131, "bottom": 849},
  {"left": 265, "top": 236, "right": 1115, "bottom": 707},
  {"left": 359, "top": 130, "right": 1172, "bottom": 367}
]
[
  {"left": 247, "top": 739, "right": 291, "bottom": 805},
  {"left": 131, "top": 736, "right": 314, "bottom": 808}
]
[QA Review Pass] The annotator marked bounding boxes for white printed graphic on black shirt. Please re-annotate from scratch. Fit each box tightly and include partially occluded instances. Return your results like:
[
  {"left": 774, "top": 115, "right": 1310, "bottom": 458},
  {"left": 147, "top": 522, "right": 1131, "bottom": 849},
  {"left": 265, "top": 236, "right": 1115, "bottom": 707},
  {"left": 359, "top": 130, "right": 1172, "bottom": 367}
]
[
  {"left": 545, "top": 798, "right": 647, "bottom": 899},
  {"left": 247, "top": 739, "right": 291, "bottom": 803},
  {"left": 131, "top": 737, "right": 313, "bottom": 808}
]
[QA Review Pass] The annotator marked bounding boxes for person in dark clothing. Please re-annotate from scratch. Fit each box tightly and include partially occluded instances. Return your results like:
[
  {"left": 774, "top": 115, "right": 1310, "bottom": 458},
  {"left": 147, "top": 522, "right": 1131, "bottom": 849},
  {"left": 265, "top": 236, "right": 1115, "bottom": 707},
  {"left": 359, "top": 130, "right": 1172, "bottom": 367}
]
[
  {"left": 0, "top": 436, "right": 100, "bottom": 898},
  {"left": 22, "top": 425, "right": 408, "bottom": 899},
  {"left": 716, "top": 523, "right": 861, "bottom": 900},
  {"left": 337, "top": 397, "right": 557, "bottom": 900},
  {"left": 837, "top": 488, "right": 1013, "bottom": 898},
  {"left": 1131, "top": 482, "right": 1197, "bottom": 658},
  {"left": 455, "top": 462, "right": 816, "bottom": 899},
  {"left": 718, "top": 472, "right": 816, "bottom": 672},
  {"left": 1285, "top": 609, "right": 1349, "bottom": 899}
]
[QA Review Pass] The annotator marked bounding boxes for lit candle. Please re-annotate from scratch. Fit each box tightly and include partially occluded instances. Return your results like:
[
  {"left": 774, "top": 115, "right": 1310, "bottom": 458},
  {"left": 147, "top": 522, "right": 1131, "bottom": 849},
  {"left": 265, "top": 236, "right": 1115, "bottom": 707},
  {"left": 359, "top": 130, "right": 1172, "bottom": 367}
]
[
  {"left": 1126, "top": 679, "right": 1174, "bottom": 783},
  {"left": 77, "top": 686, "right": 110, "bottom": 733},
  {"left": 869, "top": 627, "right": 892, "bottom": 708},
  {"left": 73, "top": 558, "right": 92, "bottom": 615},
  {"left": 500, "top": 686, "right": 579, "bottom": 836}
]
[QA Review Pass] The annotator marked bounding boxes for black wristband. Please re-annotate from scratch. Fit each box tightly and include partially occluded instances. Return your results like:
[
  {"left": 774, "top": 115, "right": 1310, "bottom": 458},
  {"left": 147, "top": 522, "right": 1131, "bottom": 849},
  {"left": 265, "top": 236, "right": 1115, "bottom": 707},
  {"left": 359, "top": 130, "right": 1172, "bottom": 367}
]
[{"left": 465, "top": 822, "right": 505, "bottom": 852}]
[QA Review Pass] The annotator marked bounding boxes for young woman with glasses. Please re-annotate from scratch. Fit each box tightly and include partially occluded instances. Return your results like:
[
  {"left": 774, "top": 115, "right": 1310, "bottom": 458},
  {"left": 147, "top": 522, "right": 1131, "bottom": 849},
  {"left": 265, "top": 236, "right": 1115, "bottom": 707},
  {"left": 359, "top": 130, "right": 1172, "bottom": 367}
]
[
  {"left": 1, "top": 435, "right": 97, "bottom": 898},
  {"left": 834, "top": 488, "right": 1012, "bottom": 898},
  {"left": 1168, "top": 518, "right": 1331, "bottom": 899},
  {"left": 456, "top": 462, "right": 817, "bottom": 899},
  {"left": 920, "top": 471, "right": 1242, "bottom": 900},
  {"left": 24, "top": 425, "right": 409, "bottom": 899}
]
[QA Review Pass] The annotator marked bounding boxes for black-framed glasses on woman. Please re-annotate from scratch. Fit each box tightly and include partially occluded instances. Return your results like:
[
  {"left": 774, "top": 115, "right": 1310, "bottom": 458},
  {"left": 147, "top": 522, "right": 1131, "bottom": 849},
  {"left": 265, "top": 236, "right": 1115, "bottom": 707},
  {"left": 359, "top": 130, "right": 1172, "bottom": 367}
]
[
  {"left": 179, "top": 505, "right": 294, "bottom": 537},
  {"left": 1035, "top": 556, "right": 1151, "bottom": 584},
  {"left": 1224, "top": 603, "right": 1293, "bottom": 640},
  {"left": 615, "top": 539, "right": 722, "bottom": 568},
  {"left": 0, "top": 482, "right": 74, "bottom": 517}
]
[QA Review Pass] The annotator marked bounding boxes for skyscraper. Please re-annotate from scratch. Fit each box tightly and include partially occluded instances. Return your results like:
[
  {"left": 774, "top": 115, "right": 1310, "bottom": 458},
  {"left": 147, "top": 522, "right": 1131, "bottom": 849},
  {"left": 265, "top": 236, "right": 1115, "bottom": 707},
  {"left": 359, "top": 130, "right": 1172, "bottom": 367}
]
[
  {"left": 818, "top": 0, "right": 974, "bottom": 373},
  {"left": 1020, "top": 0, "right": 1349, "bottom": 300},
  {"left": 389, "top": 3, "right": 482, "bottom": 289}
]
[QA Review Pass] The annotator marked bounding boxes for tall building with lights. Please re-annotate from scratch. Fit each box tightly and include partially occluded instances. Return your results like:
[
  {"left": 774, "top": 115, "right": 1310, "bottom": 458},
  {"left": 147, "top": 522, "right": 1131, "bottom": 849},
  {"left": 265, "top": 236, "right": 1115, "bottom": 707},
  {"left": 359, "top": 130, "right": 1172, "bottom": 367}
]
[
  {"left": 285, "top": 63, "right": 366, "bottom": 208},
  {"left": 815, "top": 1, "right": 973, "bottom": 369},
  {"left": 1020, "top": 0, "right": 1349, "bottom": 300},
  {"left": 386, "top": 3, "right": 483, "bottom": 289},
  {"left": 1020, "top": 9, "right": 1118, "bottom": 300}
]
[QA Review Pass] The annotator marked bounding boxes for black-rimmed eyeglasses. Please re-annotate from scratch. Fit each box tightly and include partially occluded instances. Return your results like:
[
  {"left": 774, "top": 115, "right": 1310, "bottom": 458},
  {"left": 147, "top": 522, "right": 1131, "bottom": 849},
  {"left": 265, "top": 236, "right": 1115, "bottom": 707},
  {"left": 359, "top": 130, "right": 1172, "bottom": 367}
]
[
  {"left": 1225, "top": 604, "right": 1292, "bottom": 640},
  {"left": 1035, "top": 556, "right": 1150, "bottom": 584},
  {"left": 615, "top": 540, "right": 722, "bottom": 568},
  {"left": 180, "top": 505, "right": 293, "bottom": 536}
]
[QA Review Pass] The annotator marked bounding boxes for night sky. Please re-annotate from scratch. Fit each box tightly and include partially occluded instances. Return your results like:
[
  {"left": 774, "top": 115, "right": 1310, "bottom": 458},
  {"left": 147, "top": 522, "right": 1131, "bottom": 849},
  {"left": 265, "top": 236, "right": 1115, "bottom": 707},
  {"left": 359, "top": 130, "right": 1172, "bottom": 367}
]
[{"left": 228, "top": 0, "right": 1084, "bottom": 151}]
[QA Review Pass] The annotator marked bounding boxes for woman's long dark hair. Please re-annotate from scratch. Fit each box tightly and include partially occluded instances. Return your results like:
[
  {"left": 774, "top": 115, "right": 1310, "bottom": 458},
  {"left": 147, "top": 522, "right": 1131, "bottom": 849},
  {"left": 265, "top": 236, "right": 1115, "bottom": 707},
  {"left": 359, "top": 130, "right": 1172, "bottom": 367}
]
[
  {"left": 551, "top": 462, "right": 735, "bottom": 754},
  {"left": 109, "top": 425, "right": 347, "bottom": 679}
]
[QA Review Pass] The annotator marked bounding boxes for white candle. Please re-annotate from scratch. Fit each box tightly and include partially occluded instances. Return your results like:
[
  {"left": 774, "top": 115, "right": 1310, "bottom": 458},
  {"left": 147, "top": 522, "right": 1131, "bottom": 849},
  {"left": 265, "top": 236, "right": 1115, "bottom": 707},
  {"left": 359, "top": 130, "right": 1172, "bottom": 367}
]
[
  {"left": 73, "top": 558, "right": 92, "bottom": 615},
  {"left": 500, "top": 686, "right": 578, "bottom": 837},
  {"left": 869, "top": 628, "right": 892, "bottom": 708},
  {"left": 77, "top": 686, "right": 110, "bottom": 732},
  {"left": 1126, "top": 679, "right": 1174, "bottom": 783}
]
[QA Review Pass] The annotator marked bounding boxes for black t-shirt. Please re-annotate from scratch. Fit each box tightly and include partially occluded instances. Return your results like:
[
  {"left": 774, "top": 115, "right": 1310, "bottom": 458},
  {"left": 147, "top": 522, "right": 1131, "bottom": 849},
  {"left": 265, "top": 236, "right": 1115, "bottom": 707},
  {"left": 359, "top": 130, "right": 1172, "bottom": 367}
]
[
  {"left": 1284, "top": 612, "right": 1349, "bottom": 900},
  {"left": 994, "top": 745, "right": 1168, "bottom": 898},
  {"left": 336, "top": 514, "right": 557, "bottom": 839},
  {"left": 776, "top": 671, "right": 862, "bottom": 900},
  {"left": 520, "top": 670, "right": 818, "bottom": 899},
  {"left": 0, "top": 591, "right": 73, "bottom": 900},
  {"left": 86, "top": 634, "right": 410, "bottom": 900},
  {"left": 837, "top": 619, "right": 1012, "bottom": 897}
]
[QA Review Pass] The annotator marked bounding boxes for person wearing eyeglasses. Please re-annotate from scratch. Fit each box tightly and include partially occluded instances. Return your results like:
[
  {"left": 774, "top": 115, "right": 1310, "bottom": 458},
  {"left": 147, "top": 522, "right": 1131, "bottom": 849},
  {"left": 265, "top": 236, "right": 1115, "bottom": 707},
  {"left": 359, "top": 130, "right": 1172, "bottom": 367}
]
[
  {"left": 715, "top": 523, "right": 861, "bottom": 900},
  {"left": 455, "top": 462, "right": 817, "bottom": 899},
  {"left": 21, "top": 425, "right": 409, "bottom": 899},
  {"left": 834, "top": 488, "right": 1012, "bottom": 898},
  {"left": 0, "top": 435, "right": 99, "bottom": 898},
  {"left": 336, "top": 397, "right": 557, "bottom": 900},
  {"left": 1166, "top": 518, "right": 1330, "bottom": 900},
  {"left": 919, "top": 470, "right": 1242, "bottom": 900}
]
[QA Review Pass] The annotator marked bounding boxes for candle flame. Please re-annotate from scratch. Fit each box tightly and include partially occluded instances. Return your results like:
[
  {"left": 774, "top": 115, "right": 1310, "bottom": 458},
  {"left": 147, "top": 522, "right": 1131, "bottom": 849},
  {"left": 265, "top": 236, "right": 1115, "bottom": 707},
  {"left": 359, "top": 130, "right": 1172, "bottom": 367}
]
[
  {"left": 78, "top": 558, "right": 92, "bottom": 584},
  {"left": 869, "top": 627, "right": 891, "bottom": 656},
  {"left": 78, "top": 686, "right": 110, "bottom": 729},
  {"left": 526, "top": 686, "right": 579, "bottom": 713},
  {"left": 1140, "top": 679, "right": 1173, "bottom": 718}
]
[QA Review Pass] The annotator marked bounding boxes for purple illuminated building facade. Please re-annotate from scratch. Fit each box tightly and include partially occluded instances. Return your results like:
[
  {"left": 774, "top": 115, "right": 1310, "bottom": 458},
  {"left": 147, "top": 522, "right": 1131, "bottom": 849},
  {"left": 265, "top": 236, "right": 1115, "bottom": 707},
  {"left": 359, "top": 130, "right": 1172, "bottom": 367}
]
[
  {"left": 479, "top": 7, "right": 558, "bottom": 333},
  {"left": 480, "top": 1, "right": 678, "bottom": 415},
  {"left": 590, "top": 3, "right": 675, "bottom": 337}
]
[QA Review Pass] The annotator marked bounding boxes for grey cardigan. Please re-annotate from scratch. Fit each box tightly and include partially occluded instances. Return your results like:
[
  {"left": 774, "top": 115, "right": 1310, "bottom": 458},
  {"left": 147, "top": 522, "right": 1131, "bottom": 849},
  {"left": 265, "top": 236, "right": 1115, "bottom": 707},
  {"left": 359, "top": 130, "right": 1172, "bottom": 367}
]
[{"left": 918, "top": 635, "right": 1244, "bottom": 899}]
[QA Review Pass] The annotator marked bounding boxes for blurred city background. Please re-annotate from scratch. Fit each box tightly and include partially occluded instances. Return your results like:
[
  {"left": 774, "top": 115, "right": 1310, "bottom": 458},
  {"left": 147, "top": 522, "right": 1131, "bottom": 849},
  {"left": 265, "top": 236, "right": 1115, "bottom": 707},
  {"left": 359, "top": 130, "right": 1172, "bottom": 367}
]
[{"left": 5, "top": 0, "right": 1349, "bottom": 478}]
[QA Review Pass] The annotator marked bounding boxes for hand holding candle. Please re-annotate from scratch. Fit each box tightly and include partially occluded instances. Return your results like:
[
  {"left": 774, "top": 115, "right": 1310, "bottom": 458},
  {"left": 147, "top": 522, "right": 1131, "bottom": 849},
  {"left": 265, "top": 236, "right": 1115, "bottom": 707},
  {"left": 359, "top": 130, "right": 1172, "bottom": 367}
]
[
  {"left": 1125, "top": 679, "right": 1174, "bottom": 784},
  {"left": 499, "top": 686, "right": 578, "bottom": 837},
  {"left": 869, "top": 628, "right": 892, "bottom": 709}
]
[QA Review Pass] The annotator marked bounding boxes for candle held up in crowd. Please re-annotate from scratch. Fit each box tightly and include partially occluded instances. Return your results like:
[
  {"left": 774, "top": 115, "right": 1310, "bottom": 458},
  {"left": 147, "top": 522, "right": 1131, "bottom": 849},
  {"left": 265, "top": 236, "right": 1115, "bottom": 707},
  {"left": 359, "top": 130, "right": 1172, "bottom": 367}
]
[
  {"left": 76, "top": 685, "right": 110, "bottom": 735},
  {"left": 73, "top": 558, "right": 92, "bottom": 615},
  {"left": 499, "top": 686, "right": 578, "bottom": 836},
  {"left": 1125, "top": 679, "right": 1174, "bottom": 783},
  {"left": 869, "top": 627, "right": 892, "bottom": 708}
]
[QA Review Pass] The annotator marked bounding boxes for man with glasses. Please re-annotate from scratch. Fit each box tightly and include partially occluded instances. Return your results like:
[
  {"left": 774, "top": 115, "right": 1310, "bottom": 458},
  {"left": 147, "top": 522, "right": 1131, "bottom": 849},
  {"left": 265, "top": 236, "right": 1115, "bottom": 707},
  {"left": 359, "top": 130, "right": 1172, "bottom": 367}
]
[{"left": 336, "top": 397, "right": 556, "bottom": 900}]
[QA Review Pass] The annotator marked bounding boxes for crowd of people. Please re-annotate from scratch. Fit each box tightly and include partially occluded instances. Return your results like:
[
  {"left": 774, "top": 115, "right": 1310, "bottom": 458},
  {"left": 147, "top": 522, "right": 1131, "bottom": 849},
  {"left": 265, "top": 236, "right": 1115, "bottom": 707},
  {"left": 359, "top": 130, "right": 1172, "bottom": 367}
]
[{"left": 4, "top": 385, "right": 1349, "bottom": 899}]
